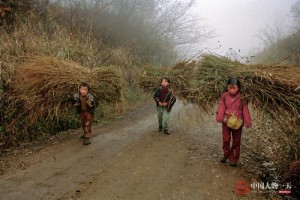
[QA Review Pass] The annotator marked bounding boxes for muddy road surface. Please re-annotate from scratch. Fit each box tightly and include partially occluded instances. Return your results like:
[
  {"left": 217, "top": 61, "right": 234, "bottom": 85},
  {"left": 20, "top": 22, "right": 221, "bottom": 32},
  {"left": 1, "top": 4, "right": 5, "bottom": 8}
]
[{"left": 0, "top": 101, "right": 260, "bottom": 200}]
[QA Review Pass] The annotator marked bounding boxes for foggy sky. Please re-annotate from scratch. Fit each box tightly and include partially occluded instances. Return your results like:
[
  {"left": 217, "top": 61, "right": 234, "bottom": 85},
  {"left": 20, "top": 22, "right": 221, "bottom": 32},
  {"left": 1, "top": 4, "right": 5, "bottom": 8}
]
[{"left": 191, "top": 0, "right": 297, "bottom": 59}]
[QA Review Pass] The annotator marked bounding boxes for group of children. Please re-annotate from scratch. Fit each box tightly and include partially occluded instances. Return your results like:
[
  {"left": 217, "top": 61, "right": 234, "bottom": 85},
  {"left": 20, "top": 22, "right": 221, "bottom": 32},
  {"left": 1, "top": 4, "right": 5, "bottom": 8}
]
[{"left": 74, "top": 76, "right": 251, "bottom": 167}]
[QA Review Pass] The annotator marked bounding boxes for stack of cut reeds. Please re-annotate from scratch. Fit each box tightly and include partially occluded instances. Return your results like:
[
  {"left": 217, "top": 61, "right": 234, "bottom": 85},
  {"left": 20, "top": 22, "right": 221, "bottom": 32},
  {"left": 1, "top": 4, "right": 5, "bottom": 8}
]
[
  {"left": 139, "top": 54, "right": 300, "bottom": 131},
  {"left": 193, "top": 54, "right": 300, "bottom": 130},
  {"left": 2, "top": 56, "right": 123, "bottom": 139},
  {"left": 138, "top": 66, "right": 169, "bottom": 92}
]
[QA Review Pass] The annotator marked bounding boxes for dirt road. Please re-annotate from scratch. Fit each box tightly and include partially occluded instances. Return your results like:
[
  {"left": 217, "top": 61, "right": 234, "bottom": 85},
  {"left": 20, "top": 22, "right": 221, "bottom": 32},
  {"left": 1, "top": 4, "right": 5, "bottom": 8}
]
[{"left": 0, "top": 101, "right": 260, "bottom": 200}]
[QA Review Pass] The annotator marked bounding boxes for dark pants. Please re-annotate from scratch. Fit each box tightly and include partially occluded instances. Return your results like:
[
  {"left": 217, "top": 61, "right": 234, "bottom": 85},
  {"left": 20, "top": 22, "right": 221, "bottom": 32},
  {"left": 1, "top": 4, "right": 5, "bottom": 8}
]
[
  {"left": 222, "top": 123, "right": 242, "bottom": 163},
  {"left": 80, "top": 111, "right": 93, "bottom": 138}
]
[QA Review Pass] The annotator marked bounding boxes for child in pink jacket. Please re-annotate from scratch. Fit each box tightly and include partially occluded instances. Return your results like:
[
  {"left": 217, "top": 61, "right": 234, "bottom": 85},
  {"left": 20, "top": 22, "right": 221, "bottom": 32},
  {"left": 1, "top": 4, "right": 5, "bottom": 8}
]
[{"left": 216, "top": 78, "right": 251, "bottom": 167}]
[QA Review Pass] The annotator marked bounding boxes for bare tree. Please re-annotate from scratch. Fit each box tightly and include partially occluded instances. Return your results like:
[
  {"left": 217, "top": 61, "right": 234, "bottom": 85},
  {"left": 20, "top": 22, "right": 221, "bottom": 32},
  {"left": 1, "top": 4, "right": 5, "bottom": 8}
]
[
  {"left": 257, "top": 15, "right": 288, "bottom": 47},
  {"left": 44, "top": 0, "right": 212, "bottom": 65},
  {"left": 254, "top": 1, "right": 300, "bottom": 65},
  {"left": 143, "top": 0, "right": 213, "bottom": 59},
  {"left": 291, "top": 0, "right": 300, "bottom": 27}
]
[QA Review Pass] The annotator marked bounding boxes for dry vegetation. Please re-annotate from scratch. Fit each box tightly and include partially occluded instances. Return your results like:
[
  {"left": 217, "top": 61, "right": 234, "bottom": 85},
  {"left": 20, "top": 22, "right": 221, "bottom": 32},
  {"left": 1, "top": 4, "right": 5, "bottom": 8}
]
[
  {"left": 140, "top": 55, "right": 300, "bottom": 131},
  {"left": 0, "top": 1, "right": 142, "bottom": 147},
  {"left": 0, "top": 1, "right": 299, "bottom": 197},
  {"left": 1, "top": 56, "right": 123, "bottom": 145}
]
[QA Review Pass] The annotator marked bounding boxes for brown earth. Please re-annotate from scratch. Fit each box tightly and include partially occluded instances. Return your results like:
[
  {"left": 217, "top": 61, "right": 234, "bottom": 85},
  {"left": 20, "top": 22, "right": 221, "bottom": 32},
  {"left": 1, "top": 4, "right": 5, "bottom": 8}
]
[{"left": 0, "top": 100, "right": 275, "bottom": 200}]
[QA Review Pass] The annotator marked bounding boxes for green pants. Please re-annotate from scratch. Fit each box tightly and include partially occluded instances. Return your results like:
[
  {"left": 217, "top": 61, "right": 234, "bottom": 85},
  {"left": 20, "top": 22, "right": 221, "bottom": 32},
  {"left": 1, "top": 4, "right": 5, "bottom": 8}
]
[{"left": 157, "top": 106, "right": 170, "bottom": 130}]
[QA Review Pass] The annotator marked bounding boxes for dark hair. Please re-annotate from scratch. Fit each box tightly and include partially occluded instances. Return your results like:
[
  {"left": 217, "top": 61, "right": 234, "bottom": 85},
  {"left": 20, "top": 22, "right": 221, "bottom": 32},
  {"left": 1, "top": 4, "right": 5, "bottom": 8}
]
[
  {"left": 79, "top": 82, "right": 90, "bottom": 91},
  {"left": 161, "top": 76, "right": 170, "bottom": 84},
  {"left": 227, "top": 77, "right": 241, "bottom": 89}
]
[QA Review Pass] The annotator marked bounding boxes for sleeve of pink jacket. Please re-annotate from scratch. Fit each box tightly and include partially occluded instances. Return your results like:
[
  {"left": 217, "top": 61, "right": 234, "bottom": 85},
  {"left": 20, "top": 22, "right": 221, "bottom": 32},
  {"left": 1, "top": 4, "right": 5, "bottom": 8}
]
[
  {"left": 216, "top": 93, "right": 225, "bottom": 123},
  {"left": 242, "top": 102, "right": 251, "bottom": 127}
]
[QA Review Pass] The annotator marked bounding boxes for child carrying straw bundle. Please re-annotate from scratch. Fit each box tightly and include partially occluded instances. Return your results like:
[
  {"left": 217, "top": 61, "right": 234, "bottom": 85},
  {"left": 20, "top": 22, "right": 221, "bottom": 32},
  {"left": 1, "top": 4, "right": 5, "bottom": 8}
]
[
  {"left": 216, "top": 78, "right": 251, "bottom": 167},
  {"left": 73, "top": 82, "right": 96, "bottom": 145},
  {"left": 154, "top": 77, "right": 176, "bottom": 135}
]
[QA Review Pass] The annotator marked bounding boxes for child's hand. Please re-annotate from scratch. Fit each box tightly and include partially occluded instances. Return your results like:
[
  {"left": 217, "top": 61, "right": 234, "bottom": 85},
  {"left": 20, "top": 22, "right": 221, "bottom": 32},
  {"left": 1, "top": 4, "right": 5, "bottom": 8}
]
[
  {"left": 159, "top": 102, "right": 163, "bottom": 106},
  {"left": 246, "top": 123, "right": 251, "bottom": 128},
  {"left": 162, "top": 102, "right": 168, "bottom": 107}
]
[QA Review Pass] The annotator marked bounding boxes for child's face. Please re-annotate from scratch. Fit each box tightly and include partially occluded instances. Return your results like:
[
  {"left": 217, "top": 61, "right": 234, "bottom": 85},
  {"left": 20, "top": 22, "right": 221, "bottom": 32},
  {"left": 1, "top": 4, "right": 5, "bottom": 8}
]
[
  {"left": 161, "top": 79, "right": 169, "bottom": 88},
  {"left": 79, "top": 86, "right": 89, "bottom": 97},
  {"left": 228, "top": 84, "right": 239, "bottom": 95}
]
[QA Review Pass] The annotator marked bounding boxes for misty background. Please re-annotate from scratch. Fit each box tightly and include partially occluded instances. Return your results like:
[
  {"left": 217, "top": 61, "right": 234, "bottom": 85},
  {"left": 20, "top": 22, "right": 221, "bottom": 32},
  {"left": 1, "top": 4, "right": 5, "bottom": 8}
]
[
  {"left": 187, "top": 0, "right": 298, "bottom": 62},
  {"left": 1, "top": 0, "right": 300, "bottom": 65}
]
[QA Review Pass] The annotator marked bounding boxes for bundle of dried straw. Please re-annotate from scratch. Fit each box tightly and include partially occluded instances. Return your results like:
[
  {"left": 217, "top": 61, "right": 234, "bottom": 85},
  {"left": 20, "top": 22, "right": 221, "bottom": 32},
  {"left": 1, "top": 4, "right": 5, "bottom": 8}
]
[
  {"left": 2, "top": 56, "right": 123, "bottom": 138},
  {"left": 140, "top": 54, "right": 300, "bottom": 130}
]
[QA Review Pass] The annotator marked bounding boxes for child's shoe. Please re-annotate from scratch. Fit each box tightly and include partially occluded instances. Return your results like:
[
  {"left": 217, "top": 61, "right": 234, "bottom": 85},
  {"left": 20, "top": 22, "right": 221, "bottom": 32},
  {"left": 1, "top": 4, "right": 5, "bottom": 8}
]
[
  {"left": 230, "top": 162, "right": 238, "bottom": 167},
  {"left": 220, "top": 157, "right": 227, "bottom": 163},
  {"left": 81, "top": 134, "right": 90, "bottom": 139},
  {"left": 83, "top": 139, "right": 91, "bottom": 145},
  {"left": 164, "top": 129, "right": 170, "bottom": 135},
  {"left": 158, "top": 126, "right": 163, "bottom": 132}
]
